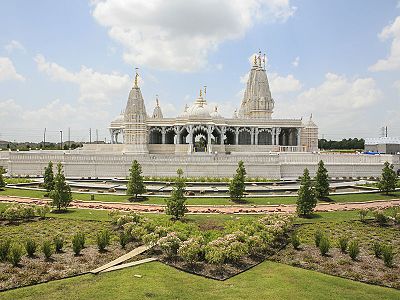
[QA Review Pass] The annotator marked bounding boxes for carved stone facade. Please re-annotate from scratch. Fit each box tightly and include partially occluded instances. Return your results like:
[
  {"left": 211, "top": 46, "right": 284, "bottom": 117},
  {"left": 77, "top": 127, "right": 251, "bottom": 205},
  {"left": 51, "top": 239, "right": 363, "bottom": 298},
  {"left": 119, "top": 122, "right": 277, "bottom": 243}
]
[{"left": 109, "top": 54, "right": 319, "bottom": 154}]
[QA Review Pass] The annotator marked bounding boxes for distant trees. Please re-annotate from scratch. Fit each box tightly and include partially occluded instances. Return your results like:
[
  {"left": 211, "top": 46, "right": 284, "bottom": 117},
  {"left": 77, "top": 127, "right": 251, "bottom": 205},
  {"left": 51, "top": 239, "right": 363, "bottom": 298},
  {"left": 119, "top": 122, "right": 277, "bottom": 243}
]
[
  {"left": 127, "top": 160, "right": 146, "bottom": 201},
  {"left": 297, "top": 168, "right": 317, "bottom": 217},
  {"left": 315, "top": 160, "right": 330, "bottom": 199},
  {"left": 50, "top": 162, "right": 72, "bottom": 211},
  {"left": 378, "top": 161, "right": 397, "bottom": 195},
  {"left": 0, "top": 166, "right": 5, "bottom": 190},
  {"left": 318, "top": 138, "right": 364, "bottom": 150},
  {"left": 229, "top": 161, "right": 247, "bottom": 202},
  {"left": 165, "top": 169, "right": 187, "bottom": 220},
  {"left": 43, "top": 161, "right": 54, "bottom": 193}
]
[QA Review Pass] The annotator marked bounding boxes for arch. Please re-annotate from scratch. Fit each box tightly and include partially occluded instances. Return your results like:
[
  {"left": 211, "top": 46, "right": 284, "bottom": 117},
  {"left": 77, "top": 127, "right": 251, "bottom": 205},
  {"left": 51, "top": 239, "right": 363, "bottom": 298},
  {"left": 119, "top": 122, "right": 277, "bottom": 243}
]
[
  {"left": 238, "top": 127, "right": 251, "bottom": 145},
  {"left": 149, "top": 127, "right": 162, "bottom": 144},
  {"left": 225, "top": 127, "right": 236, "bottom": 145},
  {"left": 192, "top": 125, "right": 208, "bottom": 152},
  {"left": 165, "top": 127, "right": 176, "bottom": 144},
  {"left": 258, "top": 129, "right": 272, "bottom": 145}
]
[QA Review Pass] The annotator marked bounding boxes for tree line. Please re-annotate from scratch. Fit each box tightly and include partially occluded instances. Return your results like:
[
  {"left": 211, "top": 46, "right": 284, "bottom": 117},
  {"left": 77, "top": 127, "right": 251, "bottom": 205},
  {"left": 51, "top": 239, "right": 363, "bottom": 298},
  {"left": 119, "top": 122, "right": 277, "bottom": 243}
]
[{"left": 318, "top": 138, "right": 365, "bottom": 150}]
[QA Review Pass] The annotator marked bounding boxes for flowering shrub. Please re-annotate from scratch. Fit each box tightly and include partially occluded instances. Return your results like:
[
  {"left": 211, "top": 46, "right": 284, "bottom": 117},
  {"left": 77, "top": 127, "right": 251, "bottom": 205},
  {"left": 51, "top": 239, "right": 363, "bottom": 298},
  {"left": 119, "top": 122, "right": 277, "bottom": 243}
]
[
  {"left": 178, "top": 238, "right": 203, "bottom": 264},
  {"left": 143, "top": 232, "right": 160, "bottom": 246},
  {"left": 116, "top": 214, "right": 142, "bottom": 228},
  {"left": 158, "top": 232, "right": 182, "bottom": 256},
  {"left": 373, "top": 210, "right": 388, "bottom": 225},
  {"left": 2, "top": 204, "right": 35, "bottom": 222},
  {"left": 247, "top": 235, "right": 266, "bottom": 256}
]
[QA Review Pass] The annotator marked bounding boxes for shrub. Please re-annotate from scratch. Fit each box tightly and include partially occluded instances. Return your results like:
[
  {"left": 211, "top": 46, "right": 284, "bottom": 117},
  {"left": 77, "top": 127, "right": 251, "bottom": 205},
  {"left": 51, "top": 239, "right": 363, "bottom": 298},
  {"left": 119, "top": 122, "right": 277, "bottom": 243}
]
[
  {"left": 96, "top": 229, "right": 111, "bottom": 251},
  {"left": 373, "top": 210, "right": 388, "bottom": 226},
  {"left": 246, "top": 235, "right": 266, "bottom": 256},
  {"left": 72, "top": 232, "right": 85, "bottom": 255},
  {"left": 338, "top": 236, "right": 348, "bottom": 253},
  {"left": 54, "top": 235, "right": 64, "bottom": 253},
  {"left": 359, "top": 209, "right": 369, "bottom": 223},
  {"left": 348, "top": 240, "right": 360, "bottom": 261},
  {"left": 178, "top": 238, "right": 203, "bottom": 264},
  {"left": 158, "top": 232, "right": 182, "bottom": 257},
  {"left": 205, "top": 243, "right": 225, "bottom": 265},
  {"left": 315, "top": 229, "right": 323, "bottom": 247},
  {"left": 21, "top": 206, "right": 35, "bottom": 220},
  {"left": 382, "top": 245, "right": 394, "bottom": 267},
  {"left": 0, "top": 239, "right": 11, "bottom": 261},
  {"left": 9, "top": 244, "right": 23, "bottom": 267},
  {"left": 142, "top": 232, "right": 159, "bottom": 247},
  {"left": 3, "top": 205, "right": 22, "bottom": 222},
  {"left": 25, "top": 239, "right": 37, "bottom": 257},
  {"left": 319, "top": 236, "right": 330, "bottom": 256},
  {"left": 36, "top": 205, "right": 51, "bottom": 219},
  {"left": 42, "top": 240, "right": 53, "bottom": 259},
  {"left": 373, "top": 241, "right": 383, "bottom": 258},
  {"left": 291, "top": 231, "right": 301, "bottom": 250},
  {"left": 119, "top": 231, "right": 130, "bottom": 249}
]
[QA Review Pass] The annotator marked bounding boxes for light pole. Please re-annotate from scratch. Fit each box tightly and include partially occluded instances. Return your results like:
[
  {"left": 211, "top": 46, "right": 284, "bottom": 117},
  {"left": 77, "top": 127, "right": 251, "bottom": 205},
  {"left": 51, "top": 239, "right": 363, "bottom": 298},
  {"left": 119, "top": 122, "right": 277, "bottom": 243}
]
[
  {"left": 60, "top": 130, "right": 63, "bottom": 150},
  {"left": 43, "top": 128, "right": 46, "bottom": 149}
]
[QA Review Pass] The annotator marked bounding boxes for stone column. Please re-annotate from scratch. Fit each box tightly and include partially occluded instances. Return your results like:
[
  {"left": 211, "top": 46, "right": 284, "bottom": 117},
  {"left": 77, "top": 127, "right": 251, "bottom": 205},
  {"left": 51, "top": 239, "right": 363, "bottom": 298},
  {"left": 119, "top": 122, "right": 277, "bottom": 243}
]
[
  {"left": 251, "top": 128, "right": 255, "bottom": 145},
  {"left": 188, "top": 125, "right": 193, "bottom": 145},
  {"left": 109, "top": 129, "right": 115, "bottom": 144},
  {"left": 175, "top": 126, "right": 180, "bottom": 144},
  {"left": 235, "top": 127, "right": 239, "bottom": 145},
  {"left": 297, "top": 127, "right": 302, "bottom": 147},
  {"left": 220, "top": 126, "right": 225, "bottom": 145},
  {"left": 254, "top": 128, "right": 259, "bottom": 145},
  {"left": 161, "top": 127, "right": 166, "bottom": 144},
  {"left": 275, "top": 128, "right": 281, "bottom": 146}
]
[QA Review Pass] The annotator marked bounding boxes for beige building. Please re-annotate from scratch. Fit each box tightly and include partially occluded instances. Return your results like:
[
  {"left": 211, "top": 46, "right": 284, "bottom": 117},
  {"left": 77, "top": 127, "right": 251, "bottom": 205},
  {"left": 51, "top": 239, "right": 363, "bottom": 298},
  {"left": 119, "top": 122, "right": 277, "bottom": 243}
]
[{"left": 109, "top": 53, "right": 319, "bottom": 155}]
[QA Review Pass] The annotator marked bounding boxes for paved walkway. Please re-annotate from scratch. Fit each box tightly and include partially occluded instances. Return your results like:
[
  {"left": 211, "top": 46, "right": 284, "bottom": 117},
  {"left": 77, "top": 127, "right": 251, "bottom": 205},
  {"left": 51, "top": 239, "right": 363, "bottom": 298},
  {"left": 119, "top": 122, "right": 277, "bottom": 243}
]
[{"left": 1, "top": 195, "right": 399, "bottom": 214}]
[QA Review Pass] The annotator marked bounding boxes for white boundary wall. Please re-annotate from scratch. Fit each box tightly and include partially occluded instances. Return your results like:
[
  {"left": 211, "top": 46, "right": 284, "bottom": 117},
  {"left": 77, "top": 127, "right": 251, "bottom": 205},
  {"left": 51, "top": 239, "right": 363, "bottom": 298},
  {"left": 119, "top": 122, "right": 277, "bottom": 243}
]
[{"left": 3, "top": 150, "right": 399, "bottom": 179}]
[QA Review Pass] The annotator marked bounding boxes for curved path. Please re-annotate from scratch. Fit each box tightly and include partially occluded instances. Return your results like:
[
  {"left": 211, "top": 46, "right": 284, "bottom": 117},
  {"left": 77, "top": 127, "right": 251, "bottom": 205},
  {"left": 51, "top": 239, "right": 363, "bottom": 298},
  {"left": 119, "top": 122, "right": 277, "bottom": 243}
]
[{"left": 1, "top": 195, "right": 399, "bottom": 214}]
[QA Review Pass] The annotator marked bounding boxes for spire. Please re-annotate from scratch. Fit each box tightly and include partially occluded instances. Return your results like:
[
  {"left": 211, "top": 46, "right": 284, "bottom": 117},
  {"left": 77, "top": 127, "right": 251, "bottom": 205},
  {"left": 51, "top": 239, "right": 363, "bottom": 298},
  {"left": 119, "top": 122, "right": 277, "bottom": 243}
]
[
  {"left": 199, "top": 88, "right": 202, "bottom": 98},
  {"left": 203, "top": 85, "right": 207, "bottom": 99},
  {"left": 239, "top": 50, "right": 274, "bottom": 119},
  {"left": 134, "top": 67, "right": 139, "bottom": 88},
  {"left": 152, "top": 94, "right": 163, "bottom": 119}
]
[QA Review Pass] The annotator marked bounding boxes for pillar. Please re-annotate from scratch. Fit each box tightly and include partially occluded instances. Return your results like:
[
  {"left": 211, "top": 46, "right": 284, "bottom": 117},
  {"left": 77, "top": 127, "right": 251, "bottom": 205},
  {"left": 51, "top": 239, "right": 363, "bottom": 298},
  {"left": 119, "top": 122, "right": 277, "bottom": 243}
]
[
  {"left": 275, "top": 128, "right": 281, "bottom": 146},
  {"left": 161, "top": 127, "right": 166, "bottom": 144},
  {"left": 297, "top": 128, "right": 301, "bottom": 147},
  {"left": 254, "top": 128, "right": 259, "bottom": 145},
  {"left": 235, "top": 127, "right": 239, "bottom": 145}
]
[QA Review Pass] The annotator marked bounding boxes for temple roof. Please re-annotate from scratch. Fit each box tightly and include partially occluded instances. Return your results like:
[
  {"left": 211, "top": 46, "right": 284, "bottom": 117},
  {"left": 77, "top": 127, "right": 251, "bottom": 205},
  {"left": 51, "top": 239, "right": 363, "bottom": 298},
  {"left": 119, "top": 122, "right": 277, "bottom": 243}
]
[{"left": 152, "top": 96, "right": 163, "bottom": 119}]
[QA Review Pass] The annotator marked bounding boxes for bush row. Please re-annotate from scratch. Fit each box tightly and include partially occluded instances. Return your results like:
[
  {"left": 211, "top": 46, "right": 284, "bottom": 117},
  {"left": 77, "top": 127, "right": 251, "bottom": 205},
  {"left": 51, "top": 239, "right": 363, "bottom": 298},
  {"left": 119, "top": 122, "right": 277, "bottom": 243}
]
[{"left": 0, "top": 204, "right": 50, "bottom": 221}]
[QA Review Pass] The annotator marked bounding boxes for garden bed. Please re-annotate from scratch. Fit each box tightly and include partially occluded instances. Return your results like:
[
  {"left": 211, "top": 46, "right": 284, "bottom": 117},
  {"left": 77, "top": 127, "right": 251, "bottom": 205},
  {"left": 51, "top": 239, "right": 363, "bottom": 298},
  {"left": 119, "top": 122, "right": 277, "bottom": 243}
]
[{"left": 271, "top": 217, "right": 400, "bottom": 289}]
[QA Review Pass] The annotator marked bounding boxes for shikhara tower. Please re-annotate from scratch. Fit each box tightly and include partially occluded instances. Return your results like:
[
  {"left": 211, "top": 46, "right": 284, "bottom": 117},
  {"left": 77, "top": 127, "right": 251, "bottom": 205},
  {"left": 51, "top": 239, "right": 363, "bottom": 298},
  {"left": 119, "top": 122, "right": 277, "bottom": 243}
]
[
  {"left": 109, "top": 53, "right": 319, "bottom": 154},
  {"left": 123, "top": 71, "right": 149, "bottom": 153},
  {"left": 239, "top": 52, "right": 274, "bottom": 119}
]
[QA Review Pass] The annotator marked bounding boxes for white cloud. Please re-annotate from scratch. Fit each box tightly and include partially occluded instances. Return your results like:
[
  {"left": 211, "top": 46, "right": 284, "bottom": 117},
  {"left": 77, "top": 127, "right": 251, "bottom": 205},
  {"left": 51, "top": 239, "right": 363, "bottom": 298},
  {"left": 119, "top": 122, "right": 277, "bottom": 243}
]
[
  {"left": 269, "top": 72, "right": 302, "bottom": 94},
  {"left": 4, "top": 40, "right": 25, "bottom": 53},
  {"left": 369, "top": 16, "right": 400, "bottom": 71},
  {"left": 34, "top": 54, "right": 131, "bottom": 105},
  {"left": 91, "top": 0, "right": 295, "bottom": 72},
  {"left": 275, "top": 73, "right": 383, "bottom": 137},
  {"left": 292, "top": 56, "right": 299, "bottom": 67},
  {"left": 0, "top": 57, "right": 25, "bottom": 81}
]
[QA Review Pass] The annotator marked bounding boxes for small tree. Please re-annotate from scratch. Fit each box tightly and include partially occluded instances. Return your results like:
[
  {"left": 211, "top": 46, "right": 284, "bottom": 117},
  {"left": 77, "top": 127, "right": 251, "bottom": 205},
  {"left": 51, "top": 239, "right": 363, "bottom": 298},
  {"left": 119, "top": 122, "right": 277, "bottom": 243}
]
[
  {"left": 377, "top": 161, "right": 397, "bottom": 195},
  {"left": 296, "top": 168, "right": 317, "bottom": 217},
  {"left": 126, "top": 160, "right": 146, "bottom": 201},
  {"left": 50, "top": 163, "right": 72, "bottom": 211},
  {"left": 0, "top": 166, "right": 5, "bottom": 190},
  {"left": 315, "top": 160, "right": 329, "bottom": 199},
  {"left": 229, "top": 161, "right": 246, "bottom": 202},
  {"left": 165, "top": 169, "right": 187, "bottom": 220},
  {"left": 43, "top": 161, "right": 54, "bottom": 192}
]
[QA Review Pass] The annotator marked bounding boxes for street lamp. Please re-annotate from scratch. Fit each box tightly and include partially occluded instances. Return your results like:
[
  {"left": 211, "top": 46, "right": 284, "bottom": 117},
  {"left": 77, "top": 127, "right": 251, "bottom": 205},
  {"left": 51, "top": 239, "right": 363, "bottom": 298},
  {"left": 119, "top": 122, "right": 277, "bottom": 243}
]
[{"left": 60, "top": 130, "right": 63, "bottom": 150}]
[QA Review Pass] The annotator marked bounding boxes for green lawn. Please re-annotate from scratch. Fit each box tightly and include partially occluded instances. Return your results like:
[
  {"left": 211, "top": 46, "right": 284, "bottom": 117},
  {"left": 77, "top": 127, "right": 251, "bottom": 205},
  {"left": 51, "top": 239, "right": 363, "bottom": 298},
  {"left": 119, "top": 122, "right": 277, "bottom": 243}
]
[
  {"left": 1, "top": 187, "right": 399, "bottom": 206},
  {"left": 1, "top": 260, "right": 398, "bottom": 300}
]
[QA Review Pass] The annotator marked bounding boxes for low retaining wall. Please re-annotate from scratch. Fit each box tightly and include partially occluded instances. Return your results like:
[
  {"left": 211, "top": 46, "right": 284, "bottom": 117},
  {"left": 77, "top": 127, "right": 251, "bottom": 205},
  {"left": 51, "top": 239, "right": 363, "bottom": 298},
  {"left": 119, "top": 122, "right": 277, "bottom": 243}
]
[{"left": 3, "top": 150, "right": 399, "bottom": 179}]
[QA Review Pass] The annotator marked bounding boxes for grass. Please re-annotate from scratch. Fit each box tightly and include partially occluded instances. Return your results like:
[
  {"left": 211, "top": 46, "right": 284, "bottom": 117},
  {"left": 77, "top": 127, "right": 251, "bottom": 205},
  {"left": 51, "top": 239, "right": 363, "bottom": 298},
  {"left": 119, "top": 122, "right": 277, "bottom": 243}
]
[
  {"left": 1, "top": 260, "right": 398, "bottom": 300},
  {"left": 1, "top": 187, "right": 399, "bottom": 206}
]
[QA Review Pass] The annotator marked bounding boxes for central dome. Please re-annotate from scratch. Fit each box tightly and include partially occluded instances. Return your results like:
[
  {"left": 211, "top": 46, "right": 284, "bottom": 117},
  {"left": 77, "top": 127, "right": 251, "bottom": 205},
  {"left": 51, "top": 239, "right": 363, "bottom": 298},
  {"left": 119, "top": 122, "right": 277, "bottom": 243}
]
[{"left": 186, "top": 96, "right": 211, "bottom": 118}]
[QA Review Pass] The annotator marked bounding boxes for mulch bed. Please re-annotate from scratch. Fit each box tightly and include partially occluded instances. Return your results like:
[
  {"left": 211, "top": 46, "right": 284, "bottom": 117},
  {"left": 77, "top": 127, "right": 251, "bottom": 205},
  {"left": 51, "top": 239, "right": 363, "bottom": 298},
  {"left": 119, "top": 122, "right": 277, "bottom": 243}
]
[
  {"left": 0, "top": 244, "right": 140, "bottom": 291},
  {"left": 270, "top": 244, "right": 400, "bottom": 289}
]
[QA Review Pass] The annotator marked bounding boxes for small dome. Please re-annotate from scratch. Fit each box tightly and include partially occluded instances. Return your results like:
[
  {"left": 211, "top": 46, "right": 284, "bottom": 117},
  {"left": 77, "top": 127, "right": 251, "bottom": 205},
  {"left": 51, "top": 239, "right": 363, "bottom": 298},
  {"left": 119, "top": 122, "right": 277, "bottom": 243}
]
[
  {"left": 210, "top": 106, "right": 221, "bottom": 118},
  {"left": 304, "top": 114, "right": 317, "bottom": 127},
  {"left": 112, "top": 113, "right": 124, "bottom": 123},
  {"left": 152, "top": 97, "right": 163, "bottom": 119}
]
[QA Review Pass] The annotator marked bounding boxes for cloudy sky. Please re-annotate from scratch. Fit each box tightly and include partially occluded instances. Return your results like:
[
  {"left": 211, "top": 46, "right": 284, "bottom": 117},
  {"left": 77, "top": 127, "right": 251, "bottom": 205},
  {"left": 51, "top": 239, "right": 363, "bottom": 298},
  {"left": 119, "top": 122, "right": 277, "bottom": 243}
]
[{"left": 0, "top": 0, "right": 399, "bottom": 142}]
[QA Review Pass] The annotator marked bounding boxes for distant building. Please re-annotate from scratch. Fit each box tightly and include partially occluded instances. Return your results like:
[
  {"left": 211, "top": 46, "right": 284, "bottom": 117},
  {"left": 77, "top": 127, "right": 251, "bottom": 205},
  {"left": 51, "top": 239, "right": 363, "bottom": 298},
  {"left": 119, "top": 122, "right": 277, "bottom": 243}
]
[{"left": 364, "top": 137, "right": 400, "bottom": 155}]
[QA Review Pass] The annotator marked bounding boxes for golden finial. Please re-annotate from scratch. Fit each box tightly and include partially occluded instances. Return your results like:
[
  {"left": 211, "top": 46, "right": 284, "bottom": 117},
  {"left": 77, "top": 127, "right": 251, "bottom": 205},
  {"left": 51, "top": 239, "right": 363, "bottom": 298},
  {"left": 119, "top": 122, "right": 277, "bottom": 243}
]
[
  {"left": 134, "top": 67, "right": 139, "bottom": 87},
  {"left": 156, "top": 94, "right": 159, "bottom": 106},
  {"left": 200, "top": 89, "right": 202, "bottom": 97},
  {"left": 204, "top": 85, "right": 207, "bottom": 98},
  {"left": 253, "top": 55, "right": 257, "bottom": 65}
]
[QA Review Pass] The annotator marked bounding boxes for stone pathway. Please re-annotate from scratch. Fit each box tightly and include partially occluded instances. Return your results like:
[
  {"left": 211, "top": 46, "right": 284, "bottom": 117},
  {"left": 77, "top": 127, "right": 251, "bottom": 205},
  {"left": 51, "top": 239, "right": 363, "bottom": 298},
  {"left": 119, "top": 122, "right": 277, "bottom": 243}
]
[
  {"left": 99, "top": 257, "right": 157, "bottom": 273},
  {"left": 91, "top": 245, "right": 153, "bottom": 274},
  {"left": 0, "top": 195, "right": 399, "bottom": 214}
]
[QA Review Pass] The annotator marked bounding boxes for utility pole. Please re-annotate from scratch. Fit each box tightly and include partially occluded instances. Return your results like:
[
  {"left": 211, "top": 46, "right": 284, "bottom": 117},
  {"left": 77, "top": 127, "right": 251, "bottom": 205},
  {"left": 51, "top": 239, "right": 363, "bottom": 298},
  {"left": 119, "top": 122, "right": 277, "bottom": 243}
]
[
  {"left": 68, "top": 127, "right": 71, "bottom": 149},
  {"left": 43, "top": 128, "right": 46, "bottom": 149},
  {"left": 60, "top": 130, "right": 63, "bottom": 150},
  {"left": 89, "top": 128, "right": 92, "bottom": 144}
]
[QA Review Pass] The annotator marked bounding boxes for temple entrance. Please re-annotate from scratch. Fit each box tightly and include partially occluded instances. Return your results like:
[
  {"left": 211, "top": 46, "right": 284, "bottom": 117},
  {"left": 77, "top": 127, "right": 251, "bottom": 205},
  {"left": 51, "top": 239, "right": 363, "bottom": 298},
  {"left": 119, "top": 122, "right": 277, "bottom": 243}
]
[{"left": 192, "top": 126, "right": 208, "bottom": 152}]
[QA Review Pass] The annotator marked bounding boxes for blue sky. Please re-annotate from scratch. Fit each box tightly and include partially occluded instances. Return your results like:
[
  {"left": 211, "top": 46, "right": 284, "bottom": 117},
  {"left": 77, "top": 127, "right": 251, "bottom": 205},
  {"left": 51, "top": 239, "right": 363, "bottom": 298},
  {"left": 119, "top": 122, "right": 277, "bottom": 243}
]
[{"left": 0, "top": 0, "right": 399, "bottom": 142}]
